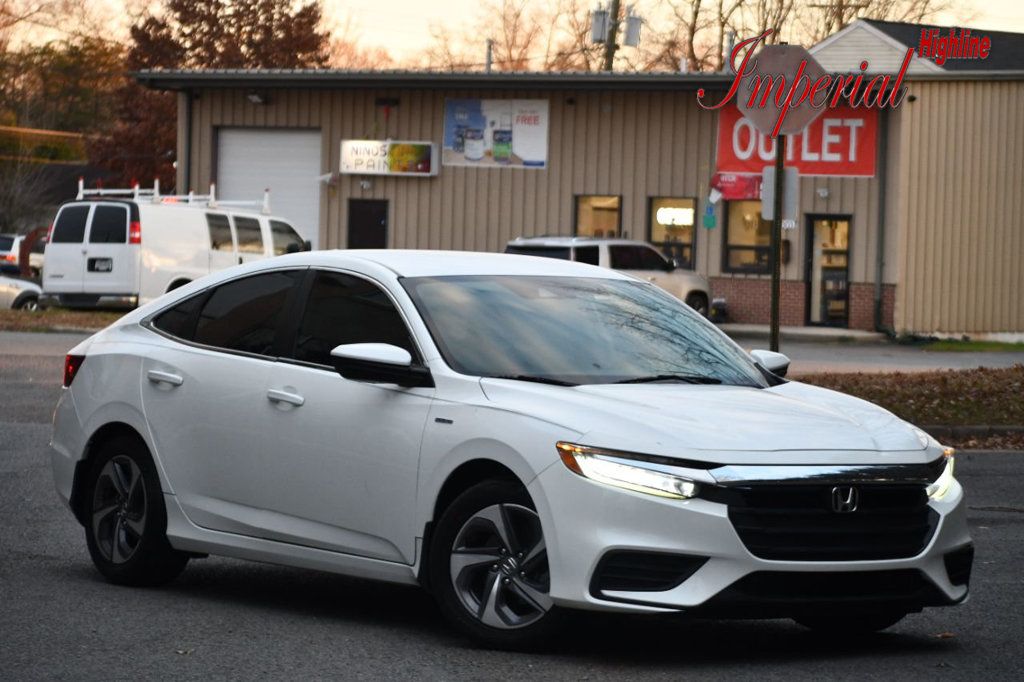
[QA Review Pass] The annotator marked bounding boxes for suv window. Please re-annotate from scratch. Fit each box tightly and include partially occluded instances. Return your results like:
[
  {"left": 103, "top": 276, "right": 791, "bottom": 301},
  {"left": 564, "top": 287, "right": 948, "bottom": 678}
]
[
  {"left": 609, "top": 245, "right": 669, "bottom": 271},
  {"left": 290, "top": 270, "right": 415, "bottom": 366},
  {"left": 192, "top": 270, "right": 302, "bottom": 355},
  {"left": 574, "top": 245, "right": 599, "bottom": 265},
  {"left": 505, "top": 245, "right": 571, "bottom": 260},
  {"left": 89, "top": 205, "right": 128, "bottom": 243},
  {"left": 234, "top": 217, "right": 264, "bottom": 254},
  {"left": 206, "top": 214, "right": 233, "bottom": 252},
  {"left": 51, "top": 205, "right": 91, "bottom": 243},
  {"left": 0, "top": 236, "right": 12, "bottom": 251},
  {"left": 270, "top": 220, "right": 304, "bottom": 256}
]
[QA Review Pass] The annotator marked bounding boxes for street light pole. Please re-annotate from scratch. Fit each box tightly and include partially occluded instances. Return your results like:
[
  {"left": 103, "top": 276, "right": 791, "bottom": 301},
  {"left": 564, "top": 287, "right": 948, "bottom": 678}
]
[
  {"left": 602, "top": 0, "right": 621, "bottom": 71},
  {"left": 770, "top": 134, "right": 786, "bottom": 352}
]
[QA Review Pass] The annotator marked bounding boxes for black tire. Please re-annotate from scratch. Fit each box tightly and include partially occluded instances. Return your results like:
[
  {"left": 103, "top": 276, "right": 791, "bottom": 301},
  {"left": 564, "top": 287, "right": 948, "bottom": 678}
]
[
  {"left": 794, "top": 609, "right": 907, "bottom": 634},
  {"left": 83, "top": 435, "right": 189, "bottom": 587},
  {"left": 685, "top": 292, "right": 709, "bottom": 317},
  {"left": 14, "top": 293, "right": 39, "bottom": 311},
  {"left": 428, "top": 479, "right": 567, "bottom": 650}
]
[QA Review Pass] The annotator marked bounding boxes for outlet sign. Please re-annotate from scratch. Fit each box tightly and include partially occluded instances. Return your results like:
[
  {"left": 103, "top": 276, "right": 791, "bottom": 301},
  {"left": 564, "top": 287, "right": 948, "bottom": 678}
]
[
  {"left": 716, "top": 103, "right": 877, "bottom": 177},
  {"left": 340, "top": 140, "right": 437, "bottom": 176}
]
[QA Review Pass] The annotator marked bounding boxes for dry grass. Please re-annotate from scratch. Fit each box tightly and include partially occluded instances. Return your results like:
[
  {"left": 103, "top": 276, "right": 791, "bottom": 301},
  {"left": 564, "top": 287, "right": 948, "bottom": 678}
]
[
  {"left": 0, "top": 308, "right": 123, "bottom": 333},
  {"left": 799, "top": 365, "right": 1024, "bottom": 427}
]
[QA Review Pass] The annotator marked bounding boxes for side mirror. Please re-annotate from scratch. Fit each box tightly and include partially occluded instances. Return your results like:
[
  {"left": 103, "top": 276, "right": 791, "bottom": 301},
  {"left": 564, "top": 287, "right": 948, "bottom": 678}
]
[
  {"left": 330, "top": 343, "right": 434, "bottom": 388},
  {"left": 750, "top": 349, "right": 790, "bottom": 378},
  {"left": 303, "top": 240, "right": 312, "bottom": 252},
  {"left": 669, "top": 257, "right": 682, "bottom": 271}
]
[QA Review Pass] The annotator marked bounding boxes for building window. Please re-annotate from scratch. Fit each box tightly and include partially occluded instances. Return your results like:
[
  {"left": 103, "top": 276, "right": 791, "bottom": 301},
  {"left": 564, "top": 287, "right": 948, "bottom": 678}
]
[
  {"left": 575, "top": 195, "right": 620, "bottom": 238},
  {"left": 723, "top": 200, "right": 772, "bottom": 274},
  {"left": 649, "top": 197, "right": 696, "bottom": 269}
]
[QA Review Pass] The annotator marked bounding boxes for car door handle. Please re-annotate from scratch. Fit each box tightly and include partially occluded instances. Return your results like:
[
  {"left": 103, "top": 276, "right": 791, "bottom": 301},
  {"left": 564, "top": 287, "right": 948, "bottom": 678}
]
[
  {"left": 147, "top": 369, "right": 183, "bottom": 386},
  {"left": 267, "top": 388, "right": 304, "bottom": 407}
]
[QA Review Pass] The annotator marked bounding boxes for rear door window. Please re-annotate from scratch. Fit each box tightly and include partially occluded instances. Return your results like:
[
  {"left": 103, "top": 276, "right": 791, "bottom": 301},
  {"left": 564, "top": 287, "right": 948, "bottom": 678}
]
[
  {"left": 289, "top": 270, "right": 415, "bottom": 366},
  {"left": 88, "top": 205, "right": 128, "bottom": 243},
  {"left": 193, "top": 270, "right": 303, "bottom": 355},
  {"left": 0, "top": 236, "right": 12, "bottom": 252},
  {"left": 206, "top": 214, "right": 233, "bottom": 251},
  {"left": 270, "top": 220, "right": 305, "bottom": 256},
  {"left": 233, "top": 216, "right": 264, "bottom": 254},
  {"left": 152, "top": 293, "right": 204, "bottom": 340},
  {"left": 610, "top": 245, "right": 669, "bottom": 270},
  {"left": 51, "top": 205, "right": 91, "bottom": 243},
  {"left": 574, "top": 245, "right": 599, "bottom": 265}
]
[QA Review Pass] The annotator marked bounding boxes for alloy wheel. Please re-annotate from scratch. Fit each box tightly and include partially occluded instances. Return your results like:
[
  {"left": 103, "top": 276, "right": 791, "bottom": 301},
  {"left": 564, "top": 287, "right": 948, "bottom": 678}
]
[
  {"left": 91, "top": 456, "right": 147, "bottom": 564},
  {"left": 449, "top": 503, "right": 552, "bottom": 629}
]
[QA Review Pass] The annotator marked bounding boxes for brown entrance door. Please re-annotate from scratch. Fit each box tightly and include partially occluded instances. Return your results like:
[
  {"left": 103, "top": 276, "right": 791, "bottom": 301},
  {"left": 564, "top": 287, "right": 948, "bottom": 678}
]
[
  {"left": 805, "top": 215, "right": 851, "bottom": 327},
  {"left": 347, "top": 199, "right": 388, "bottom": 249}
]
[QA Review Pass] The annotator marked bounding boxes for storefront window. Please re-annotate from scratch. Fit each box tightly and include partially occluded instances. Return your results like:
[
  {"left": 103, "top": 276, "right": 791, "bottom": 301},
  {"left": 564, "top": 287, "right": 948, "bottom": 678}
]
[
  {"left": 649, "top": 197, "right": 696, "bottom": 268},
  {"left": 724, "top": 200, "right": 772, "bottom": 273},
  {"left": 575, "top": 196, "right": 620, "bottom": 238}
]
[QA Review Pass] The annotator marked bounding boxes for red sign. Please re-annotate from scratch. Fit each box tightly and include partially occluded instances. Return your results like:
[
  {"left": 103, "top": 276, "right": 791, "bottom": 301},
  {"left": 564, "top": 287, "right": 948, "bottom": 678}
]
[
  {"left": 716, "top": 103, "right": 877, "bottom": 177},
  {"left": 711, "top": 173, "right": 762, "bottom": 200}
]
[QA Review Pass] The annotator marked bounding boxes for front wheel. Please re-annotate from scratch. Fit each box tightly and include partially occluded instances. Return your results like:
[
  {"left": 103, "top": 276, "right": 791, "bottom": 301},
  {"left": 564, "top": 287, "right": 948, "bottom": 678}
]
[
  {"left": 428, "top": 480, "right": 566, "bottom": 649},
  {"left": 15, "top": 294, "right": 39, "bottom": 311},
  {"left": 84, "top": 435, "right": 189, "bottom": 586},
  {"left": 685, "top": 292, "right": 709, "bottom": 317},
  {"left": 794, "top": 609, "right": 907, "bottom": 634}
]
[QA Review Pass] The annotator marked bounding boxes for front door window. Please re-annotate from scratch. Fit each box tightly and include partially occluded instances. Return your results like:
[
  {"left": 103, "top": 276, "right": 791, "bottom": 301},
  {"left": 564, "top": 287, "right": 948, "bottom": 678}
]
[{"left": 807, "top": 216, "right": 850, "bottom": 327}]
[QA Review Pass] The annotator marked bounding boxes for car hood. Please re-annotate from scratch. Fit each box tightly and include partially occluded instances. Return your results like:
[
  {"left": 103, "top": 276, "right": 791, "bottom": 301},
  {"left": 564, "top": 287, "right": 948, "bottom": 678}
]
[{"left": 478, "top": 378, "right": 930, "bottom": 464}]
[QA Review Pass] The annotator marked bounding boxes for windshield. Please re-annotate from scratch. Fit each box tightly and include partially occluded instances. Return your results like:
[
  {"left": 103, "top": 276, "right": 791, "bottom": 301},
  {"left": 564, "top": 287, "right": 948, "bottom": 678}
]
[{"left": 402, "top": 275, "right": 766, "bottom": 387}]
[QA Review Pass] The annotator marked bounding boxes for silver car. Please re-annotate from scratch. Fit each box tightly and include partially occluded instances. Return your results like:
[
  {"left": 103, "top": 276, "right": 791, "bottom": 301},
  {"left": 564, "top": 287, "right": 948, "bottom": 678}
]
[
  {"left": 506, "top": 237, "right": 711, "bottom": 315},
  {"left": 0, "top": 273, "right": 41, "bottom": 310}
]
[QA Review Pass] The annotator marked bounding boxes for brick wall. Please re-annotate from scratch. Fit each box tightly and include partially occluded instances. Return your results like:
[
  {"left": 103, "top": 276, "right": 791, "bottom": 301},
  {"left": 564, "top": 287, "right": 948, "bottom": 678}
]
[{"left": 710, "top": 278, "right": 896, "bottom": 331}]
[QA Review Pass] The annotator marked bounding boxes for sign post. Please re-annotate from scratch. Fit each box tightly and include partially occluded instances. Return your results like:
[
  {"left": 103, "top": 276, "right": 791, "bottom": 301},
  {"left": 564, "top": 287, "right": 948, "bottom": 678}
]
[{"left": 735, "top": 45, "right": 827, "bottom": 352}]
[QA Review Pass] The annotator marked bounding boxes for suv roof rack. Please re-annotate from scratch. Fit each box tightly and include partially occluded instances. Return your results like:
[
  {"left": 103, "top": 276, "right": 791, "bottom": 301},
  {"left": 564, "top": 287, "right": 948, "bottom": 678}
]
[{"left": 76, "top": 178, "right": 271, "bottom": 214}]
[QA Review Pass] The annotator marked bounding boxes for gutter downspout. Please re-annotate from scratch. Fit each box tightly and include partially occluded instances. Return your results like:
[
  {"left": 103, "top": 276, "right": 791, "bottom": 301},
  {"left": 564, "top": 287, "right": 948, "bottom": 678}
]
[{"left": 873, "top": 108, "right": 890, "bottom": 334}]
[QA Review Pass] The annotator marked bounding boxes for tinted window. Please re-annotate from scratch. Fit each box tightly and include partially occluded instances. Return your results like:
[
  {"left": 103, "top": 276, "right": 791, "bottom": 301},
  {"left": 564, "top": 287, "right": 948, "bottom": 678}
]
[
  {"left": 152, "top": 293, "right": 203, "bottom": 340},
  {"left": 234, "top": 217, "right": 264, "bottom": 254},
  {"left": 207, "top": 214, "right": 233, "bottom": 252},
  {"left": 505, "top": 245, "right": 571, "bottom": 260},
  {"left": 89, "top": 205, "right": 128, "bottom": 243},
  {"left": 51, "top": 205, "right": 90, "bottom": 243},
  {"left": 270, "top": 220, "right": 304, "bottom": 256},
  {"left": 0, "top": 236, "right": 12, "bottom": 251},
  {"left": 193, "top": 271, "right": 302, "bottom": 355},
  {"left": 610, "top": 245, "right": 668, "bottom": 271},
  {"left": 574, "top": 246, "right": 599, "bottom": 265},
  {"left": 291, "top": 271, "right": 414, "bottom": 366}
]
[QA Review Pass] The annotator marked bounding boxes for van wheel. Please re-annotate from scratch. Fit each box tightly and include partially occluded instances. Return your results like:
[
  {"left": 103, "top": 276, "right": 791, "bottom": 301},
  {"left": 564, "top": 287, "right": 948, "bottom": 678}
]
[
  {"left": 166, "top": 279, "right": 191, "bottom": 292},
  {"left": 84, "top": 435, "right": 189, "bottom": 586},
  {"left": 685, "top": 292, "right": 709, "bottom": 317},
  {"left": 429, "top": 480, "right": 566, "bottom": 649}
]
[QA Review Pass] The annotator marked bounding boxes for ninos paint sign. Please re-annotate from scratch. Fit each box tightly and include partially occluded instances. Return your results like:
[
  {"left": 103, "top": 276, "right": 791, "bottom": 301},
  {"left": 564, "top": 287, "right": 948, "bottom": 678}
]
[
  {"left": 716, "top": 102, "right": 877, "bottom": 176},
  {"left": 442, "top": 99, "right": 549, "bottom": 169},
  {"left": 340, "top": 140, "right": 436, "bottom": 176}
]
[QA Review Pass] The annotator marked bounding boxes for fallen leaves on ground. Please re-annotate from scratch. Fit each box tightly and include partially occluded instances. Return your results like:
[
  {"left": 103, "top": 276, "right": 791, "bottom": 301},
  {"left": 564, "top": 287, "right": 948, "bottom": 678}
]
[{"left": 0, "top": 308, "right": 123, "bottom": 333}]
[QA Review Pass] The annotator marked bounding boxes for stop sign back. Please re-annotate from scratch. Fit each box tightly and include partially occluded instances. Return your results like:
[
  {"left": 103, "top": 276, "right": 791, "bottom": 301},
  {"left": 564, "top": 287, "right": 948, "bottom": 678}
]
[{"left": 736, "top": 44, "right": 827, "bottom": 137}]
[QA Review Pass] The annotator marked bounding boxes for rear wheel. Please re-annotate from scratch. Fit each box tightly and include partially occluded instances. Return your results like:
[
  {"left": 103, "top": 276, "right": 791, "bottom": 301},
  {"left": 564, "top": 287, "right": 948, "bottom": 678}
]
[
  {"left": 14, "top": 294, "right": 39, "bottom": 311},
  {"left": 84, "top": 435, "right": 189, "bottom": 586},
  {"left": 685, "top": 292, "right": 709, "bottom": 317},
  {"left": 794, "top": 609, "right": 907, "bottom": 634},
  {"left": 428, "top": 480, "right": 566, "bottom": 649}
]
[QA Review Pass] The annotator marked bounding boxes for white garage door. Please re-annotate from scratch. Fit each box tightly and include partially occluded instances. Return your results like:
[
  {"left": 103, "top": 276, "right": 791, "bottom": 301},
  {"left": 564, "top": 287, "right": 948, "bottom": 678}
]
[{"left": 217, "top": 129, "right": 322, "bottom": 247}]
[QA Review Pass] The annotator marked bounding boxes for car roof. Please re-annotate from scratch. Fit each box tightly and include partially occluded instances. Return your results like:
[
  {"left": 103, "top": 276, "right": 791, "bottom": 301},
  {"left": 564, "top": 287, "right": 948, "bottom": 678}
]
[
  {"left": 507, "top": 236, "right": 655, "bottom": 247},
  {"left": 274, "top": 249, "right": 632, "bottom": 279}
]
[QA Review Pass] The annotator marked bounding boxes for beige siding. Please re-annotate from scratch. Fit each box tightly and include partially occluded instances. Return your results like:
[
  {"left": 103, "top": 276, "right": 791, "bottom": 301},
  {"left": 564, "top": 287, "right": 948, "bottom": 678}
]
[
  {"left": 810, "top": 23, "right": 941, "bottom": 75},
  {"left": 892, "top": 80, "right": 1024, "bottom": 334}
]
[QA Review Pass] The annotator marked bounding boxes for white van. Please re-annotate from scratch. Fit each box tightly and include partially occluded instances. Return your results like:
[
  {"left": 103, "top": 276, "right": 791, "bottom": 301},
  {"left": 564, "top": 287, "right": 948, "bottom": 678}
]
[{"left": 41, "top": 182, "right": 308, "bottom": 309}]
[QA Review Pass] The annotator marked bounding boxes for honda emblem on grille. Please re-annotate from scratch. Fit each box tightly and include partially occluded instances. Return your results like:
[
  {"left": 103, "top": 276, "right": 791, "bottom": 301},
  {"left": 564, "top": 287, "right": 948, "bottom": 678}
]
[{"left": 831, "top": 486, "right": 859, "bottom": 513}]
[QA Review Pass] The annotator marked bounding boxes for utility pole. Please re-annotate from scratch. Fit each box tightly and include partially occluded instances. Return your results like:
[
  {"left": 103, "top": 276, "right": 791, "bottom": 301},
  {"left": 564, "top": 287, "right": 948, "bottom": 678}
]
[
  {"left": 485, "top": 38, "right": 494, "bottom": 73},
  {"left": 602, "top": 0, "right": 621, "bottom": 71}
]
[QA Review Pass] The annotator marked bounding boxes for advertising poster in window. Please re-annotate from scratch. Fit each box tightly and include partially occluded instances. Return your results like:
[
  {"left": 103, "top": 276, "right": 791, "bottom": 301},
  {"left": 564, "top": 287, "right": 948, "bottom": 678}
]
[{"left": 442, "top": 99, "right": 549, "bottom": 168}]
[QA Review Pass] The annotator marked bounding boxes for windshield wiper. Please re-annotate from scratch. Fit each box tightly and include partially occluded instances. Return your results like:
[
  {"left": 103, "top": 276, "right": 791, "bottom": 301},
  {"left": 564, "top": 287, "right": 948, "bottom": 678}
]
[
  {"left": 490, "top": 374, "right": 578, "bottom": 386},
  {"left": 612, "top": 374, "right": 722, "bottom": 385}
]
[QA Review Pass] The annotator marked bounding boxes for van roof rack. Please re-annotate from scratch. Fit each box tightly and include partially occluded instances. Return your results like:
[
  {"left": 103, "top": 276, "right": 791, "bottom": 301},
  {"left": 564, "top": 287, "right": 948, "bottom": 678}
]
[{"left": 76, "top": 178, "right": 271, "bottom": 214}]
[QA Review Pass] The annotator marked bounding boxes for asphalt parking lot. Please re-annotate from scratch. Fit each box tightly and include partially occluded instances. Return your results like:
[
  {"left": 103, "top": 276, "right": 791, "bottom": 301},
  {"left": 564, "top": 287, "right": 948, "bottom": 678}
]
[{"left": 2, "top": 333, "right": 1024, "bottom": 680}]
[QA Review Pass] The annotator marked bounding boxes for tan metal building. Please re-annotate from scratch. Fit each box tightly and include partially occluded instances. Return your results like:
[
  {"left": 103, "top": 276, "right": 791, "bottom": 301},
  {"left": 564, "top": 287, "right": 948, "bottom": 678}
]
[{"left": 138, "top": 65, "right": 1024, "bottom": 338}]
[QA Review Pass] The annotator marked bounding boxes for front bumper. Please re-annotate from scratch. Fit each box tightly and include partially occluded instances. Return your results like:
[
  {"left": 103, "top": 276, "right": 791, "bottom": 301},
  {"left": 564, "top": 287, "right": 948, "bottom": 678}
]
[
  {"left": 40, "top": 293, "right": 138, "bottom": 310},
  {"left": 529, "top": 461, "right": 972, "bottom": 616}
]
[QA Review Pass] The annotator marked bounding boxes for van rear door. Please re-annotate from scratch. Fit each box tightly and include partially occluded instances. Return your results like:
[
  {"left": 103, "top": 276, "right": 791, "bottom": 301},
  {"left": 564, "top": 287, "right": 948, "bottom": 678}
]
[
  {"left": 82, "top": 203, "right": 139, "bottom": 296},
  {"left": 43, "top": 204, "right": 91, "bottom": 294}
]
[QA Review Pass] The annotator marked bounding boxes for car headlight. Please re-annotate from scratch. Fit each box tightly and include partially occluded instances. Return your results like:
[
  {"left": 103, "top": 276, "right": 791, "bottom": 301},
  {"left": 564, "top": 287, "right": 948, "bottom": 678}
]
[
  {"left": 556, "top": 442, "right": 699, "bottom": 499},
  {"left": 926, "top": 447, "right": 956, "bottom": 500}
]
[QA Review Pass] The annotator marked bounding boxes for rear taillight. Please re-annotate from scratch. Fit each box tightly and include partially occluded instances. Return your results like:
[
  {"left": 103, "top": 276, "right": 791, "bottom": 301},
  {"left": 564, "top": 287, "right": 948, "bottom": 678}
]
[
  {"left": 129, "top": 220, "right": 142, "bottom": 244},
  {"left": 2, "top": 253, "right": 14, "bottom": 263},
  {"left": 63, "top": 355, "right": 85, "bottom": 387}
]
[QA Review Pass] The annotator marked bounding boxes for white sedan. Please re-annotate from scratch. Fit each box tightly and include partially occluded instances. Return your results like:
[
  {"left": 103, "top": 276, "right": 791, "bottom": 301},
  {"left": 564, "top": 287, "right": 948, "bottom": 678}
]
[{"left": 49, "top": 250, "right": 971, "bottom": 649}]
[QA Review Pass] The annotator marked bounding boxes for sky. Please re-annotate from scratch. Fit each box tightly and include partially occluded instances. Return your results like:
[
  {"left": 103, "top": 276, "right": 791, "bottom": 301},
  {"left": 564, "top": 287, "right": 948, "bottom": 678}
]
[{"left": 327, "top": 0, "right": 1024, "bottom": 64}]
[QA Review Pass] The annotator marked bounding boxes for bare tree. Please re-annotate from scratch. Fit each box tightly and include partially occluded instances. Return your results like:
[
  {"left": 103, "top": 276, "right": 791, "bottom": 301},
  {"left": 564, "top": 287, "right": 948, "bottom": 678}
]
[{"left": 0, "top": 158, "right": 53, "bottom": 233}]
